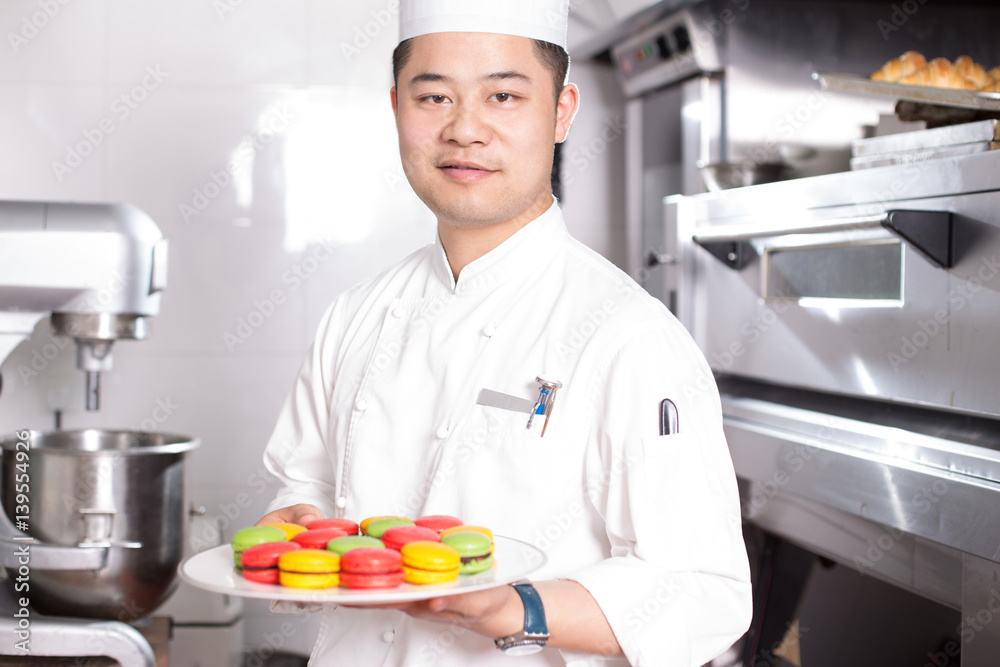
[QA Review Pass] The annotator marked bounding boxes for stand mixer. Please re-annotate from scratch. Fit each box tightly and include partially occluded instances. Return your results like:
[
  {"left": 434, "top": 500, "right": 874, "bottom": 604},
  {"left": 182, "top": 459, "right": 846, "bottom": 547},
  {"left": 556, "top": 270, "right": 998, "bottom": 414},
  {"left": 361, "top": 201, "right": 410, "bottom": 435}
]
[{"left": 0, "top": 200, "right": 199, "bottom": 666}]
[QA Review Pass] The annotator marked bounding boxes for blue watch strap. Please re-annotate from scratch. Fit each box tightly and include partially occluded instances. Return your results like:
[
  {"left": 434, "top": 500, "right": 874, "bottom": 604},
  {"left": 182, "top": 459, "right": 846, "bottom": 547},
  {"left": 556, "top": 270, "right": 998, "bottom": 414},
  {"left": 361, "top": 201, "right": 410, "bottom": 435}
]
[{"left": 513, "top": 583, "right": 548, "bottom": 636}]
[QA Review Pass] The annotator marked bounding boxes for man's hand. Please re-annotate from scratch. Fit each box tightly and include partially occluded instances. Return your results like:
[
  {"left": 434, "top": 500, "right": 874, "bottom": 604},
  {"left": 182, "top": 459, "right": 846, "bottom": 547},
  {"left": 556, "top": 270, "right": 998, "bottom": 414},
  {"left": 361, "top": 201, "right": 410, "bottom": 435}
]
[
  {"left": 357, "top": 580, "right": 623, "bottom": 656},
  {"left": 255, "top": 503, "right": 323, "bottom": 527},
  {"left": 385, "top": 584, "right": 523, "bottom": 640}
]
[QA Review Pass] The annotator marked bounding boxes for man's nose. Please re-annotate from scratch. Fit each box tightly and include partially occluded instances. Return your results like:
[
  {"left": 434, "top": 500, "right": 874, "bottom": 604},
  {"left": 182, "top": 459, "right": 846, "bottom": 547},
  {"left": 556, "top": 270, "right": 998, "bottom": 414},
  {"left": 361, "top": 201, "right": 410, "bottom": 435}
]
[{"left": 442, "top": 101, "right": 492, "bottom": 146}]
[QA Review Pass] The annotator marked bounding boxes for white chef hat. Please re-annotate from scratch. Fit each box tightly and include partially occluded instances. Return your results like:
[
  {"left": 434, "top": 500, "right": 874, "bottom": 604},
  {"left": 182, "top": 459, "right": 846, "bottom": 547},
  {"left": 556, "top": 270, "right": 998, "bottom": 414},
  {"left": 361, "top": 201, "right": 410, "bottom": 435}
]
[{"left": 399, "top": 0, "right": 569, "bottom": 51}]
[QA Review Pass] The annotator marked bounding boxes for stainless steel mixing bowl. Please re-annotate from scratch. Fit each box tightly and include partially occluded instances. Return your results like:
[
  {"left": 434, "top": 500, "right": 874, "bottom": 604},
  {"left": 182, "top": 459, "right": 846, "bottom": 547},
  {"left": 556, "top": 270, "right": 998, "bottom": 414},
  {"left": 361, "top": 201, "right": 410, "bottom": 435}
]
[
  {"left": 699, "top": 161, "right": 793, "bottom": 191},
  {"left": 0, "top": 429, "right": 199, "bottom": 620}
]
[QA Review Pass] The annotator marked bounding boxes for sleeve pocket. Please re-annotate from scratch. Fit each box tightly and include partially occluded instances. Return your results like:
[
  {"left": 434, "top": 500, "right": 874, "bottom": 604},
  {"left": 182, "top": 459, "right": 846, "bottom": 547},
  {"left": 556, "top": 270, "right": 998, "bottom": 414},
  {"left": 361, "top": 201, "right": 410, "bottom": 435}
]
[{"left": 626, "top": 433, "right": 731, "bottom": 567}]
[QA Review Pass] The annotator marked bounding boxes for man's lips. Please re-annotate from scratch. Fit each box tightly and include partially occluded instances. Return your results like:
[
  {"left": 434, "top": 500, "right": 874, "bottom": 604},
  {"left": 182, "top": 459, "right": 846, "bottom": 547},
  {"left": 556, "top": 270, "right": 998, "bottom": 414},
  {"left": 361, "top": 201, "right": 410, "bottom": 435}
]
[{"left": 438, "top": 161, "right": 497, "bottom": 182}]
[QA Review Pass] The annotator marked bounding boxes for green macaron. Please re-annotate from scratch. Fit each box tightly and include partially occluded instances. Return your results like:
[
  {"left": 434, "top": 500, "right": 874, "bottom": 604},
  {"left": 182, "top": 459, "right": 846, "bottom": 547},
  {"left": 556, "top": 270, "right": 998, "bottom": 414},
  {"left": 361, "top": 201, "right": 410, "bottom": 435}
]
[
  {"left": 364, "top": 517, "right": 414, "bottom": 539},
  {"left": 441, "top": 530, "right": 494, "bottom": 574},
  {"left": 326, "top": 535, "right": 386, "bottom": 556},
  {"left": 231, "top": 525, "right": 287, "bottom": 567}
]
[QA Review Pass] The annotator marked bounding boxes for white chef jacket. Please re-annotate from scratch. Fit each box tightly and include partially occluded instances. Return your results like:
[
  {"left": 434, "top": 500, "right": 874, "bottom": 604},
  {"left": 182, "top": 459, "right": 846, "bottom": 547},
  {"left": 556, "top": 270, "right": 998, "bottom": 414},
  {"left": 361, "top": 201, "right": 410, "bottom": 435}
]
[{"left": 263, "top": 200, "right": 752, "bottom": 667}]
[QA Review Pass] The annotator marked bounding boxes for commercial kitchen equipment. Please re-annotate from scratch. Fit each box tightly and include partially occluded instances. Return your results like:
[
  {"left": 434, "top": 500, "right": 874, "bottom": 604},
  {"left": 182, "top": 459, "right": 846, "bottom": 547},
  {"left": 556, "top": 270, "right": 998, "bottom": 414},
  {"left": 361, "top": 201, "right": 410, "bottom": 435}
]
[
  {"left": 0, "top": 201, "right": 207, "bottom": 665},
  {"left": 574, "top": 0, "right": 1000, "bottom": 308},
  {"left": 668, "top": 149, "right": 1000, "bottom": 665},
  {"left": 0, "top": 201, "right": 168, "bottom": 411}
]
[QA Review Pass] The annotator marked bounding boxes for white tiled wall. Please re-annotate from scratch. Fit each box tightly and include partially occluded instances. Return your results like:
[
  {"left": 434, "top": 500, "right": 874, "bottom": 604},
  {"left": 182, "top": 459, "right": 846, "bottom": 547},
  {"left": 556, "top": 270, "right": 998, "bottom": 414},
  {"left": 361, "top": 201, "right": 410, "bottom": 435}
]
[{"left": 0, "top": 0, "right": 624, "bottom": 661}]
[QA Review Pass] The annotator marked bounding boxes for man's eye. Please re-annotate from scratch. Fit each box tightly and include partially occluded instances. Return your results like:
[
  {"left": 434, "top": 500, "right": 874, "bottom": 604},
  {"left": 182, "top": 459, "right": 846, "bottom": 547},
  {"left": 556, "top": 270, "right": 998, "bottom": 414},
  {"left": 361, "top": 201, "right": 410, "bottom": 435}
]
[
  {"left": 493, "top": 93, "right": 514, "bottom": 103},
  {"left": 427, "top": 95, "right": 446, "bottom": 104}
]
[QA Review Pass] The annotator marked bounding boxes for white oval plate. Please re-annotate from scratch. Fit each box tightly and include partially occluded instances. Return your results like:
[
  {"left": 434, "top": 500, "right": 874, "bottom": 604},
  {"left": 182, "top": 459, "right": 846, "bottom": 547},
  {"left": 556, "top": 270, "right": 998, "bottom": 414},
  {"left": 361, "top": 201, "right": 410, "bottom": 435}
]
[{"left": 178, "top": 535, "right": 546, "bottom": 605}]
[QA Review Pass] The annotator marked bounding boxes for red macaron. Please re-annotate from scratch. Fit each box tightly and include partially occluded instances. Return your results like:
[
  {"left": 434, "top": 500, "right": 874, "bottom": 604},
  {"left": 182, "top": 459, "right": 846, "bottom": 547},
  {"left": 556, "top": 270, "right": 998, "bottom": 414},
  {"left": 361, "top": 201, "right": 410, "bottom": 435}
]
[
  {"left": 307, "top": 518, "right": 360, "bottom": 535},
  {"left": 292, "top": 528, "right": 350, "bottom": 550},
  {"left": 381, "top": 526, "right": 441, "bottom": 551},
  {"left": 340, "top": 548, "right": 405, "bottom": 589},
  {"left": 414, "top": 515, "right": 464, "bottom": 535},
  {"left": 240, "top": 541, "right": 302, "bottom": 584}
]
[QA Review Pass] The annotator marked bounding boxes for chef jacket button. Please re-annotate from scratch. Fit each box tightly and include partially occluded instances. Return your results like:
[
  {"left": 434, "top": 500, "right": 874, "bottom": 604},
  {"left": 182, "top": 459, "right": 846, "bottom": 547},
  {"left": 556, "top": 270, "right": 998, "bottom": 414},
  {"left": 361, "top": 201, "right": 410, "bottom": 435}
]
[
  {"left": 435, "top": 425, "right": 450, "bottom": 439},
  {"left": 355, "top": 398, "right": 368, "bottom": 412},
  {"left": 382, "top": 630, "right": 394, "bottom": 644},
  {"left": 336, "top": 497, "right": 347, "bottom": 509},
  {"left": 391, "top": 306, "right": 405, "bottom": 319},
  {"left": 482, "top": 323, "right": 496, "bottom": 338}
]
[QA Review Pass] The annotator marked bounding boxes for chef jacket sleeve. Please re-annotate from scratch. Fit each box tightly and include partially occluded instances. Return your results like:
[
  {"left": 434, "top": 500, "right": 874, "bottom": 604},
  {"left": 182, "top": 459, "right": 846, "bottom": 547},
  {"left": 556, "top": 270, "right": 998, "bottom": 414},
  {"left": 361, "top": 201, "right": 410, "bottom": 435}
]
[
  {"left": 563, "top": 317, "right": 752, "bottom": 667},
  {"left": 262, "top": 303, "right": 341, "bottom": 520}
]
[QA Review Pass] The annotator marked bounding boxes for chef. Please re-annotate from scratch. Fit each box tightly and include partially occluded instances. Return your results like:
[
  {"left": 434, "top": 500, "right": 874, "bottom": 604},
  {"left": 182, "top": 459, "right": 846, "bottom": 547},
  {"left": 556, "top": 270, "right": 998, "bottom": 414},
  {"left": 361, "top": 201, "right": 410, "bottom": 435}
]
[{"left": 256, "top": 0, "right": 752, "bottom": 664}]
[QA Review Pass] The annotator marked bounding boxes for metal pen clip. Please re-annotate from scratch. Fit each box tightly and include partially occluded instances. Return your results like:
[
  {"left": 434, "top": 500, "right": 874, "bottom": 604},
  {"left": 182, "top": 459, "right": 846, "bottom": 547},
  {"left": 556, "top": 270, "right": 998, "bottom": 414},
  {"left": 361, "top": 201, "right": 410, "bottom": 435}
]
[
  {"left": 527, "top": 377, "right": 562, "bottom": 437},
  {"left": 659, "top": 398, "right": 679, "bottom": 436}
]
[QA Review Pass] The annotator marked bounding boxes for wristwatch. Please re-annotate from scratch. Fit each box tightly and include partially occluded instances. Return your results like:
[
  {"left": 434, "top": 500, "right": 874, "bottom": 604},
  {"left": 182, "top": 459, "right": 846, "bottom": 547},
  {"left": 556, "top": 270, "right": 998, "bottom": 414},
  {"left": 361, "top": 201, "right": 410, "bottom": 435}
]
[{"left": 495, "top": 582, "right": 549, "bottom": 655}]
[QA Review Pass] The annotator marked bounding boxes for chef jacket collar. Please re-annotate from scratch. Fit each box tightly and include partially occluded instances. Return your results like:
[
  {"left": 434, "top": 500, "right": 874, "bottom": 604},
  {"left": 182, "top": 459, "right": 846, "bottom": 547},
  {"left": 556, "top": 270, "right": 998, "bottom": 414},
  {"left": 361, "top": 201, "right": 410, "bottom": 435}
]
[{"left": 433, "top": 198, "right": 567, "bottom": 293}]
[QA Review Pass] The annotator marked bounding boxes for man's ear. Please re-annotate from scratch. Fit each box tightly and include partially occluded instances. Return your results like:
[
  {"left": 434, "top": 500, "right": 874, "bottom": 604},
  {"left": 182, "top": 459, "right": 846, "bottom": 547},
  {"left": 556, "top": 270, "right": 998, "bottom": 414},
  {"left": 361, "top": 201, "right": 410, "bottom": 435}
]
[
  {"left": 555, "top": 83, "right": 580, "bottom": 144},
  {"left": 390, "top": 87, "right": 399, "bottom": 127}
]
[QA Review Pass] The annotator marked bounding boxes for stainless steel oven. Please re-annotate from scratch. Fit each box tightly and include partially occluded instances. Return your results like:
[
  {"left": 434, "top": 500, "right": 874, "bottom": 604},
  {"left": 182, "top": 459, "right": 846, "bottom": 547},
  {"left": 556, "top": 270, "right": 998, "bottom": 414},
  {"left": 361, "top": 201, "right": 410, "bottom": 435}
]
[{"left": 668, "top": 151, "right": 1000, "bottom": 665}]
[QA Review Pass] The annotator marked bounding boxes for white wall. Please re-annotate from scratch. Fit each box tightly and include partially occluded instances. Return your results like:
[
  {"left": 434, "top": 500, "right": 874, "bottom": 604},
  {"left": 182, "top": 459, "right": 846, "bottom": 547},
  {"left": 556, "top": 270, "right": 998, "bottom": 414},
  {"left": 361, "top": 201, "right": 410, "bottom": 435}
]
[{"left": 0, "top": 0, "right": 624, "bottom": 659}]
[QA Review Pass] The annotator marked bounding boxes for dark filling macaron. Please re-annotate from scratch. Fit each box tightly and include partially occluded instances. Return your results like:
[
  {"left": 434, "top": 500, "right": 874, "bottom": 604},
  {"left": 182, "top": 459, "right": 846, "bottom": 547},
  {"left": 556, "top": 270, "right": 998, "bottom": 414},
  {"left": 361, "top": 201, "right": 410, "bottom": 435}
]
[{"left": 440, "top": 530, "right": 494, "bottom": 575}]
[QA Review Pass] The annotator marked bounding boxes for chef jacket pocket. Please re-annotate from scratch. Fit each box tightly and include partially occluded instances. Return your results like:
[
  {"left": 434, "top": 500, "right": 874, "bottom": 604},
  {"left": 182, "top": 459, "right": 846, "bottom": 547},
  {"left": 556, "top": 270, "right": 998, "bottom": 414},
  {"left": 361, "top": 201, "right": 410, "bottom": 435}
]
[{"left": 627, "top": 433, "right": 727, "bottom": 566}]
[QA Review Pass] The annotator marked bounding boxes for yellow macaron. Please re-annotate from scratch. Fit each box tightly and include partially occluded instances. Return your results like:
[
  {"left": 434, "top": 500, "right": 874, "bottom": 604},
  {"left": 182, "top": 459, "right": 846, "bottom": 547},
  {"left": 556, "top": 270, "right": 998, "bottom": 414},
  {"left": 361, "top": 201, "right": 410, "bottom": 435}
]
[
  {"left": 265, "top": 522, "right": 309, "bottom": 539},
  {"left": 278, "top": 549, "right": 341, "bottom": 589},
  {"left": 400, "top": 541, "right": 461, "bottom": 585}
]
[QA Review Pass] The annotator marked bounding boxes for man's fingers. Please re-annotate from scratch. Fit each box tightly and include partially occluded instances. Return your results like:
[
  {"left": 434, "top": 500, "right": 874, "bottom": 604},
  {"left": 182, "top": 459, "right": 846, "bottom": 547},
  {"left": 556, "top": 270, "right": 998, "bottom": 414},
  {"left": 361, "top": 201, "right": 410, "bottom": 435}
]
[{"left": 254, "top": 504, "right": 324, "bottom": 526}]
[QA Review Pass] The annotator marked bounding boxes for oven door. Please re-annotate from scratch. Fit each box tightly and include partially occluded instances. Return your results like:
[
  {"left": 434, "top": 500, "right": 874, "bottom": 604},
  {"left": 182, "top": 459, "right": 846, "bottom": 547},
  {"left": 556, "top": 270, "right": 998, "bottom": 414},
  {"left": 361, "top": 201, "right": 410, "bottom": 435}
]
[{"left": 670, "top": 179, "right": 1000, "bottom": 418}]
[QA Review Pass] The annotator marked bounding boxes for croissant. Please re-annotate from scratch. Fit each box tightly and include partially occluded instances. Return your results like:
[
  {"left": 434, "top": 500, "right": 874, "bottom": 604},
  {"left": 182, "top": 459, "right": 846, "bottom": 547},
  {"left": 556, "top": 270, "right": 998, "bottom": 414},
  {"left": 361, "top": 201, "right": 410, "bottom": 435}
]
[
  {"left": 988, "top": 66, "right": 1000, "bottom": 88},
  {"left": 954, "top": 56, "right": 989, "bottom": 89},
  {"left": 900, "top": 58, "right": 976, "bottom": 90},
  {"left": 872, "top": 50, "right": 927, "bottom": 82},
  {"left": 982, "top": 80, "right": 1000, "bottom": 93}
]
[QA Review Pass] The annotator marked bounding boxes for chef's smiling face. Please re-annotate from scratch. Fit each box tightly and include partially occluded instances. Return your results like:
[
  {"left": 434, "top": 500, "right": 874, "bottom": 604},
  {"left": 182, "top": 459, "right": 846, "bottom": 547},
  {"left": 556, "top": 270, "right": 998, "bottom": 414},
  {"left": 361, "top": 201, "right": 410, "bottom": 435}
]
[{"left": 391, "top": 32, "right": 579, "bottom": 232}]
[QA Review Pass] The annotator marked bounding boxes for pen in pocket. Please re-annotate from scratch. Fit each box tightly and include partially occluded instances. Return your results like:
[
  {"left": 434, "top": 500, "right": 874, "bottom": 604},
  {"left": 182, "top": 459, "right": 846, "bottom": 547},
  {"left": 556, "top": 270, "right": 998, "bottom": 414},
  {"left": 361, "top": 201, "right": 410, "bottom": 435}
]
[{"left": 659, "top": 399, "right": 679, "bottom": 436}]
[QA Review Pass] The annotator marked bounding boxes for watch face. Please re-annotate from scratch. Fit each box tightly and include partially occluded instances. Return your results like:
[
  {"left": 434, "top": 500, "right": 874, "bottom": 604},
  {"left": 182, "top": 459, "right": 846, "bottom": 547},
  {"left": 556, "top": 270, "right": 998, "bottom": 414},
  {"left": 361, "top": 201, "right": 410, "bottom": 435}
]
[{"left": 503, "top": 643, "right": 545, "bottom": 656}]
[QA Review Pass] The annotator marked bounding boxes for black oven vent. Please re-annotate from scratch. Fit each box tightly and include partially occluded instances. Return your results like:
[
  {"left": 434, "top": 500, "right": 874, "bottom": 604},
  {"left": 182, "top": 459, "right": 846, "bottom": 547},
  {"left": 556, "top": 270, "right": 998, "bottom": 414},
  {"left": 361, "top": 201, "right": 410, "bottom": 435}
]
[
  {"left": 693, "top": 239, "right": 756, "bottom": 270},
  {"left": 881, "top": 210, "right": 954, "bottom": 269}
]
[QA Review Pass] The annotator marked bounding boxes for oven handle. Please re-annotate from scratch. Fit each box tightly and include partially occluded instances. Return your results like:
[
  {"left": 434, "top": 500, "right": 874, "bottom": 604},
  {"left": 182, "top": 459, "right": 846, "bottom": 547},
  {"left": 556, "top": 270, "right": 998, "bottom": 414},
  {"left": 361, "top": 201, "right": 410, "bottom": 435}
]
[{"left": 692, "top": 209, "right": 953, "bottom": 269}]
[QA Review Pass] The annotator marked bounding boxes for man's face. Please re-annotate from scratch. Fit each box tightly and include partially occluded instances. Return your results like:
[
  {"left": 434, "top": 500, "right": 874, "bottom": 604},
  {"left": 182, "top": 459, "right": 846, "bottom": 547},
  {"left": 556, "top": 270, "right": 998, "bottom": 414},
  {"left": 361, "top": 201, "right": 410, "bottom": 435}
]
[{"left": 391, "top": 32, "right": 577, "bottom": 230}]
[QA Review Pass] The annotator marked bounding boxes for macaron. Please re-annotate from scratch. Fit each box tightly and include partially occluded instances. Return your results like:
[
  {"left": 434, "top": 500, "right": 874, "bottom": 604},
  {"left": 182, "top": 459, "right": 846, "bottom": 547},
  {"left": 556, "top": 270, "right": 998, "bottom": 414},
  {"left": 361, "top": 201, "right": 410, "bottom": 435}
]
[
  {"left": 240, "top": 542, "right": 302, "bottom": 584},
  {"left": 400, "top": 541, "right": 461, "bottom": 585},
  {"left": 441, "top": 530, "right": 494, "bottom": 574},
  {"left": 364, "top": 517, "right": 415, "bottom": 539},
  {"left": 326, "top": 535, "right": 386, "bottom": 557},
  {"left": 440, "top": 525, "right": 493, "bottom": 545},
  {"left": 415, "top": 515, "right": 463, "bottom": 535},
  {"left": 307, "top": 518, "right": 360, "bottom": 535},
  {"left": 264, "top": 522, "right": 309, "bottom": 539},
  {"left": 381, "top": 526, "right": 440, "bottom": 551},
  {"left": 292, "top": 528, "right": 350, "bottom": 550},
  {"left": 360, "top": 516, "right": 411, "bottom": 535},
  {"left": 231, "top": 526, "right": 287, "bottom": 567},
  {"left": 340, "top": 548, "right": 405, "bottom": 589},
  {"left": 278, "top": 549, "right": 341, "bottom": 589}
]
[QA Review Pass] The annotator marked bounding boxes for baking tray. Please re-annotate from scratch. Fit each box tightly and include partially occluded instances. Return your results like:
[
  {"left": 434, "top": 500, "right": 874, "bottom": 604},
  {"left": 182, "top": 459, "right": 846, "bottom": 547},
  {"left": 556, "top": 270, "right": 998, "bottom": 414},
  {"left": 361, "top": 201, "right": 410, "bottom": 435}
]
[
  {"left": 814, "top": 72, "right": 1000, "bottom": 112},
  {"left": 850, "top": 141, "right": 1000, "bottom": 170},
  {"left": 853, "top": 119, "right": 1000, "bottom": 157}
]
